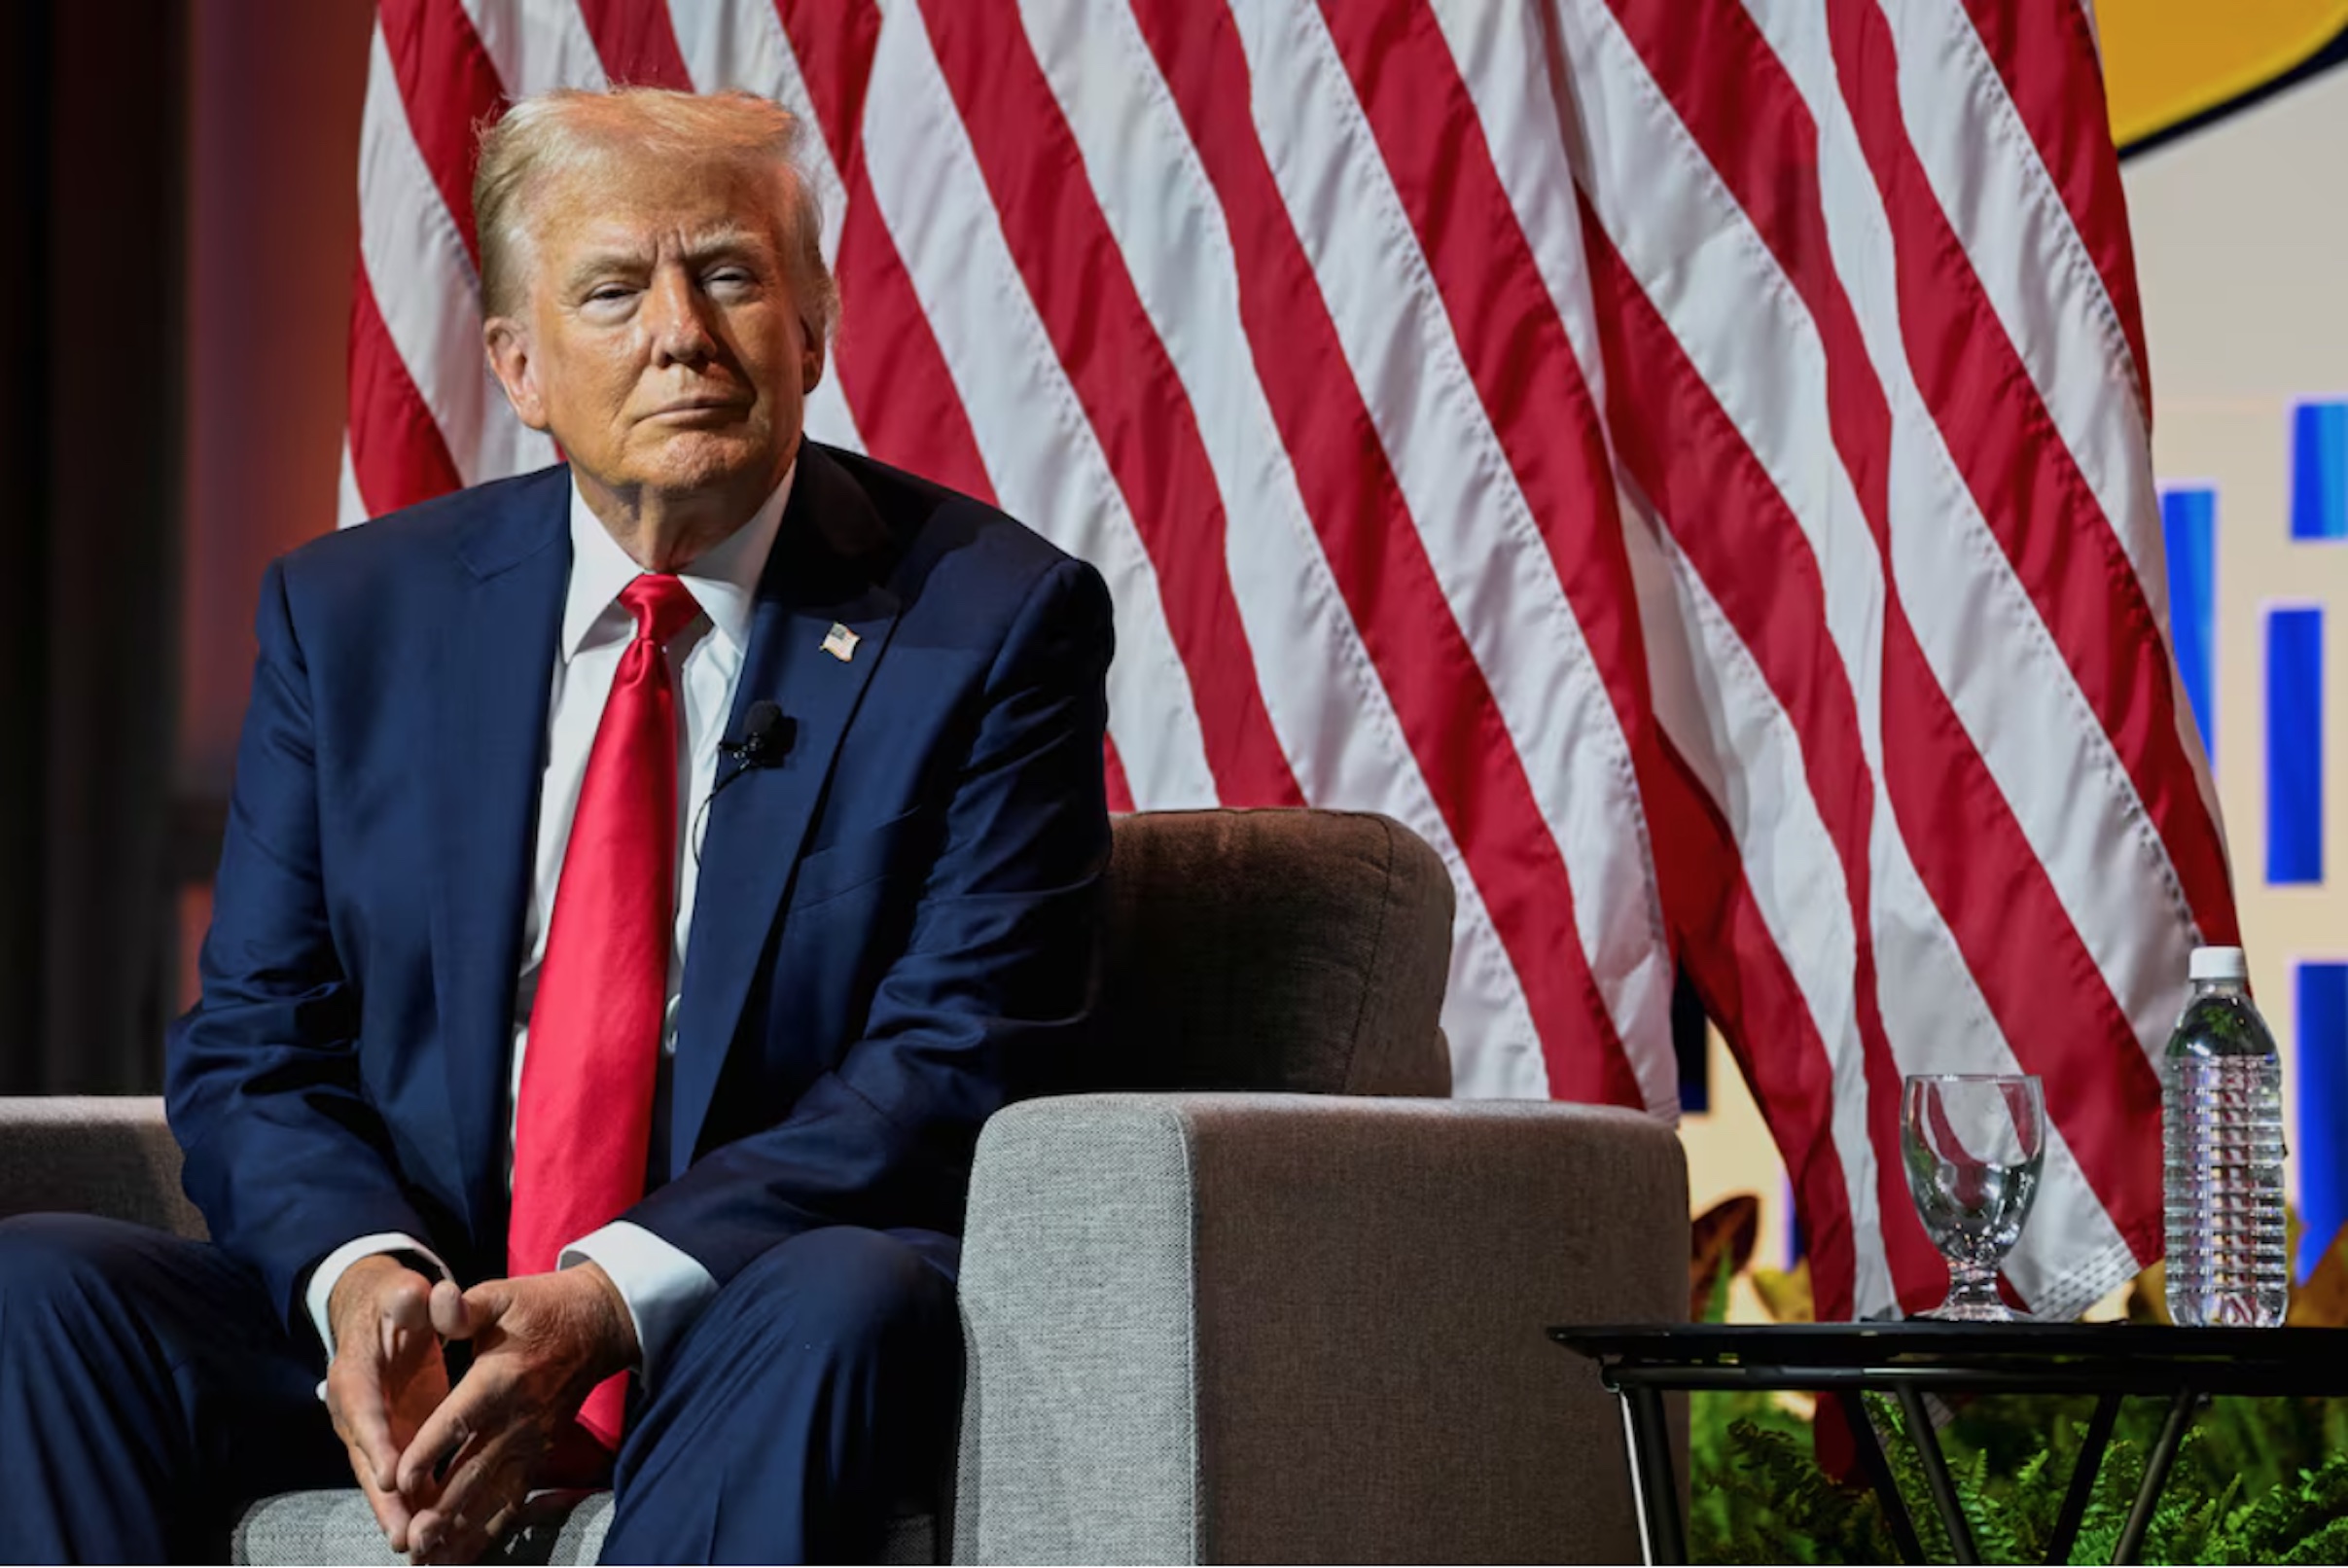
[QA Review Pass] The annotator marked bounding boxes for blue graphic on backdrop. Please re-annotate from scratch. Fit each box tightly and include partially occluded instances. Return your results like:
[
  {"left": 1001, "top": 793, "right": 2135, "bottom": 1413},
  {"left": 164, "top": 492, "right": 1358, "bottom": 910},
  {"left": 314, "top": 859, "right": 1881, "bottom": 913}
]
[
  {"left": 2267, "top": 606, "right": 2325, "bottom": 886},
  {"left": 2162, "top": 486, "right": 2217, "bottom": 760},
  {"left": 2294, "top": 401, "right": 2348, "bottom": 541},
  {"left": 2298, "top": 963, "right": 2348, "bottom": 1273}
]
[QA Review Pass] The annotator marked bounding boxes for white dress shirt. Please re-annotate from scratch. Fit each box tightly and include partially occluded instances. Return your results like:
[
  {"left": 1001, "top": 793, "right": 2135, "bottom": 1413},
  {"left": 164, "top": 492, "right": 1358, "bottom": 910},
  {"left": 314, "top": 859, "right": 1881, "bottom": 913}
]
[{"left": 305, "top": 465, "right": 796, "bottom": 1388}]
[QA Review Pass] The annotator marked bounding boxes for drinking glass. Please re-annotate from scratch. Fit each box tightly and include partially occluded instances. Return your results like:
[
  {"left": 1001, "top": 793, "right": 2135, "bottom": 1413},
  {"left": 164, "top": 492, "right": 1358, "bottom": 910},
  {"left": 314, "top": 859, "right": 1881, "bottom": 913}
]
[{"left": 1900, "top": 1073, "right": 2046, "bottom": 1322}]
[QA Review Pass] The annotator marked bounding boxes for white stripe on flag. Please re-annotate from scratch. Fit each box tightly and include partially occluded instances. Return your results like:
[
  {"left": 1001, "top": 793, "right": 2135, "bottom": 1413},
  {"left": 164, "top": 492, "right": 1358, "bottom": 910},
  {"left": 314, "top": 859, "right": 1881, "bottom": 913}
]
[
  {"left": 663, "top": 0, "right": 865, "bottom": 453},
  {"left": 1020, "top": 0, "right": 1550, "bottom": 1095},
  {"left": 1887, "top": 0, "right": 2223, "bottom": 879},
  {"left": 360, "top": 21, "right": 554, "bottom": 489},
  {"left": 1240, "top": 0, "right": 1675, "bottom": 1108},
  {"left": 859, "top": 0, "right": 1218, "bottom": 809},
  {"left": 1619, "top": 484, "right": 1897, "bottom": 1317},
  {"left": 458, "top": 0, "right": 610, "bottom": 97}
]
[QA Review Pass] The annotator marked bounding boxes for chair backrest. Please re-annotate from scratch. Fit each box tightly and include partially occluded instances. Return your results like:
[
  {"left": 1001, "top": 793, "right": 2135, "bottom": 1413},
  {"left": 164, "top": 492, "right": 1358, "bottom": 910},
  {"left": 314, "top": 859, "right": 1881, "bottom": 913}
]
[
  {"left": 0, "top": 1096, "right": 208, "bottom": 1240},
  {"left": 1090, "top": 809, "right": 1454, "bottom": 1097}
]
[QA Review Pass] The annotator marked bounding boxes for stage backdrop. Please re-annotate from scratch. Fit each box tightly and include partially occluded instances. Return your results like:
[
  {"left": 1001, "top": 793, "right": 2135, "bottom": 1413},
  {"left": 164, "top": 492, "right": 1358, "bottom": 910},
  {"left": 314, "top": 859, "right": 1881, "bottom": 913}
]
[{"left": 340, "top": 0, "right": 2228, "bottom": 1327}]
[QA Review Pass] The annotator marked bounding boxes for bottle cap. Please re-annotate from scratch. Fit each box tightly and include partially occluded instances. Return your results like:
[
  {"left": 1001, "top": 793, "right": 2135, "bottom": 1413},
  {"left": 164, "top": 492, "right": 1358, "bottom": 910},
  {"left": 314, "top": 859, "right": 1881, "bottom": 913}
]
[{"left": 2189, "top": 945, "right": 2249, "bottom": 981}]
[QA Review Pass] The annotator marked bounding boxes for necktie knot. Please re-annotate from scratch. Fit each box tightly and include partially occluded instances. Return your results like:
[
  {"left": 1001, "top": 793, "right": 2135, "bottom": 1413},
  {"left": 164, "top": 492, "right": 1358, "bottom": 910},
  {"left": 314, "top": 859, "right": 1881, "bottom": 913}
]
[{"left": 621, "top": 574, "right": 701, "bottom": 647}]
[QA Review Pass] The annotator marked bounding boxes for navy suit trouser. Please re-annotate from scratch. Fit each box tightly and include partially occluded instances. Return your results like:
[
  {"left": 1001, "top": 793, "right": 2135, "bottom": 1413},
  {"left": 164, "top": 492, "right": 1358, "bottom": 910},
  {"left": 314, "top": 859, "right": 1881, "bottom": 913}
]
[{"left": 0, "top": 1214, "right": 962, "bottom": 1565}]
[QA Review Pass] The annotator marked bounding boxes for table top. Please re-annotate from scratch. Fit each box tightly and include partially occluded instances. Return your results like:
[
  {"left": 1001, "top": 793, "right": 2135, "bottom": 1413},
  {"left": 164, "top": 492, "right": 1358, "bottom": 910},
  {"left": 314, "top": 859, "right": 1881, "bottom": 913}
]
[{"left": 1551, "top": 1321, "right": 2348, "bottom": 1396}]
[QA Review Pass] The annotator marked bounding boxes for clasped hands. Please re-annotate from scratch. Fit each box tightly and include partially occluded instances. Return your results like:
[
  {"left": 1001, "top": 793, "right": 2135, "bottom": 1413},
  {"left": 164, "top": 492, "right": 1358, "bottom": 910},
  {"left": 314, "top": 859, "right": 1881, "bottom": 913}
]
[{"left": 322, "top": 1255, "right": 639, "bottom": 1564}]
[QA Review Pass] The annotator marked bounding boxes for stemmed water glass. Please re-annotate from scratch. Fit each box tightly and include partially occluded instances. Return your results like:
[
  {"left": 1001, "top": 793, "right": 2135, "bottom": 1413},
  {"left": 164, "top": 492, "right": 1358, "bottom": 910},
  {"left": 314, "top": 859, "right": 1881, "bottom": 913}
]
[{"left": 1901, "top": 1074, "right": 2046, "bottom": 1322}]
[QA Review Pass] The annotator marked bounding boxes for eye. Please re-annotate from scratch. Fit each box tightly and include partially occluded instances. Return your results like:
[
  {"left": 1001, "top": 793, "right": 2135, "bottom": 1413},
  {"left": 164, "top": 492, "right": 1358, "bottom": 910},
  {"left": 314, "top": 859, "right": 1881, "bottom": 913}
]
[
  {"left": 585, "top": 284, "right": 634, "bottom": 304},
  {"left": 704, "top": 267, "right": 757, "bottom": 293}
]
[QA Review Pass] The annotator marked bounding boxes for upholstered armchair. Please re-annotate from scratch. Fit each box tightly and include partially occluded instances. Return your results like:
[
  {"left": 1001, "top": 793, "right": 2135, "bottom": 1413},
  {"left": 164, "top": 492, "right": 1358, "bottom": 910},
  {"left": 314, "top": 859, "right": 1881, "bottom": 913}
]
[{"left": 0, "top": 808, "right": 1687, "bottom": 1563}]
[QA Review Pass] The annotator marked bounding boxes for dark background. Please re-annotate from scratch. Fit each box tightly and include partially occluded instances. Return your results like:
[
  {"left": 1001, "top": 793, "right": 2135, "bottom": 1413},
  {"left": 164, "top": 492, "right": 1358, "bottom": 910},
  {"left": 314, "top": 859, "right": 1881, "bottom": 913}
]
[{"left": 1, "top": 0, "right": 373, "bottom": 1092}]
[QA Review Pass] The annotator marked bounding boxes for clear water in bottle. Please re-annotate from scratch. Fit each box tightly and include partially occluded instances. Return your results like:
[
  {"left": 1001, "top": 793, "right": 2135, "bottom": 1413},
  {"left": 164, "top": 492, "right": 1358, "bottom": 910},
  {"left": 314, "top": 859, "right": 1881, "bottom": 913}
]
[{"left": 2163, "top": 945, "right": 2288, "bottom": 1328}]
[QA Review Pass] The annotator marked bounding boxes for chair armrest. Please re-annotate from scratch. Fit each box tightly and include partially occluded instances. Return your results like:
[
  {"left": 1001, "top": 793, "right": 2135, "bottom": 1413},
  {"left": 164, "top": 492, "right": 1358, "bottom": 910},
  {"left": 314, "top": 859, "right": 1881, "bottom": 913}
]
[
  {"left": 0, "top": 1095, "right": 206, "bottom": 1240},
  {"left": 953, "top": 1093, "right": 1687, "bottom": 1564}
]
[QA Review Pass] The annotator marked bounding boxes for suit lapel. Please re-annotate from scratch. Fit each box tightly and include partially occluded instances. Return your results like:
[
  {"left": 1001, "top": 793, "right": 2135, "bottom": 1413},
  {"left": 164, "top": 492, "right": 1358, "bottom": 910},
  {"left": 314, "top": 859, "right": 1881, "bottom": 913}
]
[
  {"left": 668, "top": 446, "right": 902, "bottom": 1174},
  {"left": 430, "top": 474, "right": 569, "bottom": 1247}
]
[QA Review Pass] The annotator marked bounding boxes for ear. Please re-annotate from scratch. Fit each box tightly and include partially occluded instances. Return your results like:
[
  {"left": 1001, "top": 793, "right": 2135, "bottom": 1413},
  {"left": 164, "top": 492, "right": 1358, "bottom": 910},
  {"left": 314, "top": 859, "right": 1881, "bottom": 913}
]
[
  {"left": 484, "top": 316, "right": 551, "bottom": 432},
  {"left": 800, "top": 328, "right": 826, "bottom": 396}
]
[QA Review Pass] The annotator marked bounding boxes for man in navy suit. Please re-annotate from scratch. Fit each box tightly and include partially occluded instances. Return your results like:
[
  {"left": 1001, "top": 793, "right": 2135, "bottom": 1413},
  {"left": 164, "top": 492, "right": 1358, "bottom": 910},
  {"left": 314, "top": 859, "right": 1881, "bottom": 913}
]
[{"left": 0, "top": 88, "right": 1109, "bottom": 1564}]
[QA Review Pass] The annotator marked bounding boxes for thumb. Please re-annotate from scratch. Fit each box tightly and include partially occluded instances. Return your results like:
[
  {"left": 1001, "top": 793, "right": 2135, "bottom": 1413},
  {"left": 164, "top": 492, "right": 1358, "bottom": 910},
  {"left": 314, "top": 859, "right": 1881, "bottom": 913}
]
[
  {"left": 429, "top": 1276, "right": 479, "bottom": 1341},
  {"left": 447, "top": 1278, "right": 514, "bottom": 1340}
]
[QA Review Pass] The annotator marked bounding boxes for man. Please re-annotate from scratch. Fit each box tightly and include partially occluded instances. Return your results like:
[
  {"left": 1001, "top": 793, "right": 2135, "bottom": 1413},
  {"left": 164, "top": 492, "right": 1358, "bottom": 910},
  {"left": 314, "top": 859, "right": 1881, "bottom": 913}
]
[{"left": 0, "top": 88, "right": 1110, "bottom": 1564}]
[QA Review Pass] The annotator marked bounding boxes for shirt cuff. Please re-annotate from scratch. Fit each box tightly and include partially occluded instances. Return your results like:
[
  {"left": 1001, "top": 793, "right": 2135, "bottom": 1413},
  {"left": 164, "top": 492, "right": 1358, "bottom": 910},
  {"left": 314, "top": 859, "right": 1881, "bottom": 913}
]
[
  {"left": 304, "top": 1232, "right": 450, "bottom": 1402},
  {"left": 560, "top": 1222, "right": 718, "bottom": 1390}
]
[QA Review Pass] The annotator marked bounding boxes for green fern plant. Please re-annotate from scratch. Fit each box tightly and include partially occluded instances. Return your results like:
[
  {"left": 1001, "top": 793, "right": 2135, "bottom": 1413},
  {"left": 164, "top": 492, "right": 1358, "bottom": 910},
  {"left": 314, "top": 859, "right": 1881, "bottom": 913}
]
[
  {"left": 1683, "top": 1198, "right": 2348, "bottom": 1562},
  {"left": 1688, "top": 1393, "right": 2348, "bottom": 1563}
]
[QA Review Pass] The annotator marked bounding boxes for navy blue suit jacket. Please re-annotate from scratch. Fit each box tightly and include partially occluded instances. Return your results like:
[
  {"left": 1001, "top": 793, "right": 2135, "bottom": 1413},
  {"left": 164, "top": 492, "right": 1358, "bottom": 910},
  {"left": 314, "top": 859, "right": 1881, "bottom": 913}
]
[{"left": 164, "top": 444, "right": 1113, "bottom": 1336}]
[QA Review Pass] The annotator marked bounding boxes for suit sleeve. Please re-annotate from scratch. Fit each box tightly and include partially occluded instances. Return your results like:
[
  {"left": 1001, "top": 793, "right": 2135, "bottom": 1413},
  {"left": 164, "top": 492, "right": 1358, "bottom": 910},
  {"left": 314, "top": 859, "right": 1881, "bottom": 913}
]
[
  {"left": 621, "top": 553, "right": 1113, "bottom": 1287},
  {"left": 165, "top": 558, "right": 437, "bottom": 1337}
]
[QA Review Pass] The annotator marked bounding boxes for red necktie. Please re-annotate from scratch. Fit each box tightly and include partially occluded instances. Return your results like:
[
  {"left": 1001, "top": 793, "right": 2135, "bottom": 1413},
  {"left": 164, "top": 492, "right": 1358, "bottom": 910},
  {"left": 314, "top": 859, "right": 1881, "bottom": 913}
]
[{"left": 509, "top": 573, "right": 701, "bottom": 1450}]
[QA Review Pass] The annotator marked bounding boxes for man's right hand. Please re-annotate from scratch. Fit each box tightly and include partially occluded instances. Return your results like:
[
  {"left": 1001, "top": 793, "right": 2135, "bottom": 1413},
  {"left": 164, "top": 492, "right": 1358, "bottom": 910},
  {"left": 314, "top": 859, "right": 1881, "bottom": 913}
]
[{"left": 324, "top": 1254, "right": 450, "bottom": 1553}]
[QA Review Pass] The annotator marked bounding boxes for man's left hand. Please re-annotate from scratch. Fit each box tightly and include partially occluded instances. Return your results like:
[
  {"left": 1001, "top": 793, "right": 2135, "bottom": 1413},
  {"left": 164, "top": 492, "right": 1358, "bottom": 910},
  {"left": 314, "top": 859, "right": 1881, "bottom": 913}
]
[{"left": 394, "top": 1263, "right": 639, "bottom": 1565}]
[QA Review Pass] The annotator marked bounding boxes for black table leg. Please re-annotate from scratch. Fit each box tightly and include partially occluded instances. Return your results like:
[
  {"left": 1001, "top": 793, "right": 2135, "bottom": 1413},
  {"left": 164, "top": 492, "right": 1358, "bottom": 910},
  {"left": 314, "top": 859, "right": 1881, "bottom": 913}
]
[
  {"left": 2046, "top": 1392, "right": 2121, "bottom": 1565},
  {"left": 1837, "top": 1389, "right": 1928, "bottom": 1565},
  {"left": 2112, "top": 1389, "right": 2197, "bottom": 1565},
  {"left": 1896, "top": 1384, "right": 1980, "bottom": 1564},
  {"left": 1618, "top": 1384, "right": 1687, "bottom": 1566}
]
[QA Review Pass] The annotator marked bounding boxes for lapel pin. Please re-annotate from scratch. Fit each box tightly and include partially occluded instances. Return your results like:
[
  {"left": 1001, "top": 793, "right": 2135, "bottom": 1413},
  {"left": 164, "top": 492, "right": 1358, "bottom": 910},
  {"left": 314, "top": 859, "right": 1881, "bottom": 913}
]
[{"left": 821, "top": 622, "right": 861, "bottom": 662}]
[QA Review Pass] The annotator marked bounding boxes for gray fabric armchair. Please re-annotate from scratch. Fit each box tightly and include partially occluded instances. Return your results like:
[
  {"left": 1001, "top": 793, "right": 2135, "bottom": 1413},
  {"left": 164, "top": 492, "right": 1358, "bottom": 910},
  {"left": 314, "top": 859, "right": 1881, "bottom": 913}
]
[{"left": 0, "top": 808, "right": 1687, "bottom": 1563}]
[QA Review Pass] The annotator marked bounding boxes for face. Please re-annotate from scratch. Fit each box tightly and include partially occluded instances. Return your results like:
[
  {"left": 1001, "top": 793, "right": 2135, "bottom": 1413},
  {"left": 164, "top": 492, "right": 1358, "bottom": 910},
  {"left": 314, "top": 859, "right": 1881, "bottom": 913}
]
[{"left": 483, "top": 146, "right": 824, "bottom": 518}]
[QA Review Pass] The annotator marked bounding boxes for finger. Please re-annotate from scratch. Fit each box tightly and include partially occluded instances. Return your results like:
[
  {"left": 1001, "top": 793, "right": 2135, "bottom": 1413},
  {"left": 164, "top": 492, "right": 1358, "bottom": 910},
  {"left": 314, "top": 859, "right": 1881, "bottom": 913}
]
[
  {"left": 411, "top": 1448, "right": 519, "bottom": 1565},
  {"left": 383, "top": 1271, "right": 433, "bottom": 1362},
  {"left": 398, "top": 1363, "right": 508, "bottom": 1503},
  {"left": 453, "top": 1279, "right": 512, "bottom": 1340},
  {"left": 336, "top": 1274, "right": 433, "bottom": 1489},
  {"left": 428, "top": 1275, "right": 473, "bottom": 1342},
  {"left": 327, "top": 1359, "right": 403, "bottom": 1494},
  {"left": 345, "top": 1437, "right": 414, "bottom": 1551},
  {"left": 427, "top": 1482, "right": 518, "bottom": 1566}
]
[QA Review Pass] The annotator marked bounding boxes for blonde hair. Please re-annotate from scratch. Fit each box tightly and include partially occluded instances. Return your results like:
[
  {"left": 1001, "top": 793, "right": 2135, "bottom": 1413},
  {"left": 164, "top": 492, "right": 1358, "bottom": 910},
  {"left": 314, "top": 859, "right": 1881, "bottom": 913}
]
[{"left": 472, "top": 88, "right": 839, "bottom": 341}]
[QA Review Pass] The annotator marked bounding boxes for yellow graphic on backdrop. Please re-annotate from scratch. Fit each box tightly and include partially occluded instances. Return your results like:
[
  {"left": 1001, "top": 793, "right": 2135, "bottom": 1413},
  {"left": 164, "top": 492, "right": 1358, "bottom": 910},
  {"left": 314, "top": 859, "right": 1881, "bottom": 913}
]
[{"left": 2102, "top": 0, "right": 2348, "bottom": 146}]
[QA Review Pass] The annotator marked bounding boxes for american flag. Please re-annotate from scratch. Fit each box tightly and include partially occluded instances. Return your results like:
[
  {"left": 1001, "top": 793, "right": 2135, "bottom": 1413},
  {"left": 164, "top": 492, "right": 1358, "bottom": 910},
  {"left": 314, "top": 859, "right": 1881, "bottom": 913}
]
[{"left": 347, "top": 0, "right": 2236, "bottom": 1324}]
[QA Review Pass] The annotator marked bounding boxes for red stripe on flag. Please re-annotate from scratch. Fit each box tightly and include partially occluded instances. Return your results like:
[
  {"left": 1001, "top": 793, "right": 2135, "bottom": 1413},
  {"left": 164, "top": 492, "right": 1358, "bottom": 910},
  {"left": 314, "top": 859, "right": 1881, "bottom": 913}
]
[
  {"left": 1104, "top": 734, "right": 1136, "bottom": 815},
  {"left": 922, "top": 4, "right": 1302, "bottom": 807},
  {"left": 769, "top": 0, "right": 996, "bottom": 503},
  {"left": 1827, "top": 0, "right": 2234, "bottom": 952},
  {"left": 1318, "top": 0, "right": 1654, "bottom": 773},
  {"left": 348, "top": 262, "right": 463, "bottom": 517},
  {"left": 1619, "top": 0, "right": 2168, "bottom": 1283},
  {"left": 770, "top": 0, "right": 878, "bottom": 164},
  {"left": 376, "top": 0, "right": 506, "bottom": 265},
  {"left": 574, "top": 0, "right": 694, "bottom": 89},
  {"left": 1958, "top": 0, "right": 2152, "bottom": 413},
  {"left": 1616, "top": 0, "right": 2167, "bottom": 1269},
  {"left": 1649, "top": 737, "right": 1862, "bottom": 1322},
  {"left": 1819, "top": 0, "right": 2165, "bottom": 1259},
  {"left": 1582, "top": 204, "right": 1942, "bottom": 1310},
  {"left": 1131, "top": 0, "right": 1642, "bottom": 1109}
]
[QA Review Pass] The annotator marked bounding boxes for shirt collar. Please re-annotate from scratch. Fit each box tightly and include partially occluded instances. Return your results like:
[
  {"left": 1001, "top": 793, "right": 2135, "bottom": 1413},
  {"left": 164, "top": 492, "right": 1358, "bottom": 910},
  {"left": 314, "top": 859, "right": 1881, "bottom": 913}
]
[{"left": 560, "top": 462, "right": 796, "bottom": 662}]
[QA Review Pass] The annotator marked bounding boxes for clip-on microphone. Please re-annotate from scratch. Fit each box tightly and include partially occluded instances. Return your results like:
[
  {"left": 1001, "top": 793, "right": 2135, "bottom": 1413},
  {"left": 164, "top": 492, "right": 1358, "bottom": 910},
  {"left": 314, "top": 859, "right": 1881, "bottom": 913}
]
[
  {"left": 694, "top": 700, "right": 794, "bottom": 863},
  {"left": 718, "top": 699, "right": 792, "bottom": 773}
]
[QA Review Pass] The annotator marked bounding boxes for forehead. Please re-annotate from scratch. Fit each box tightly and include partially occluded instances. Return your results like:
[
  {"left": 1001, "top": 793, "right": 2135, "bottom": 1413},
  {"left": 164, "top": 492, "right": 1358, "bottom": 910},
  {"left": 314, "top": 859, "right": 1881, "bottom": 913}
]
[{"left": 528, "top": 146, "right": 790, "bottom": 256}]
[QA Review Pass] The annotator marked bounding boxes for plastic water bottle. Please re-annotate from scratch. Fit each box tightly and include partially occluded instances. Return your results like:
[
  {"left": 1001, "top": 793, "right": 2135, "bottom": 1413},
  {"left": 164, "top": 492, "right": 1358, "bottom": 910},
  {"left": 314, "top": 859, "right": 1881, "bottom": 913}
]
[{"left": 2163, "top": 945, "right": 2288, "bottom": 1327}]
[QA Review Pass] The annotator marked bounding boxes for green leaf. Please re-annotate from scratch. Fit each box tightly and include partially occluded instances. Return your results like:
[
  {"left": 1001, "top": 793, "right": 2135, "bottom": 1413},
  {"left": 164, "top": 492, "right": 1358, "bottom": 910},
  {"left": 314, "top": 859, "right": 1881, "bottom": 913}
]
[{"left": 1688, "top": 1390, "right": 2348, "bottom": 1563}]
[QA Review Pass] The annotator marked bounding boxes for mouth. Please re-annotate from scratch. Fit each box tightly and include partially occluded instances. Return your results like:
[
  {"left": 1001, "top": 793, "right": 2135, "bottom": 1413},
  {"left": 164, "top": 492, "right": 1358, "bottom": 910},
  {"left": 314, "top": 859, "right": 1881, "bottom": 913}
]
[{"left": 647, "top": 397, "right": 750, "bottom": 420}]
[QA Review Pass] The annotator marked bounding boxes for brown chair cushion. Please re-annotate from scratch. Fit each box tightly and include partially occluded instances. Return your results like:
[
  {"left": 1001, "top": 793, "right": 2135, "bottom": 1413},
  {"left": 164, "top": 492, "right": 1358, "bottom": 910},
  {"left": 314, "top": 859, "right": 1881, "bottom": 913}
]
[{"left": 1091, "top": 810, "right": 1453, "bottom": 1097}]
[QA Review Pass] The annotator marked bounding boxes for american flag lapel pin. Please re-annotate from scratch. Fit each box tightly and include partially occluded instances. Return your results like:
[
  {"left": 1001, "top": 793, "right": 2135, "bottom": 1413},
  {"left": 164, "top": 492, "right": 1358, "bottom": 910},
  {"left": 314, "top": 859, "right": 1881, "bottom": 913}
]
[{"left": 821, "top": 622, "right": 860, "bottom": 662}]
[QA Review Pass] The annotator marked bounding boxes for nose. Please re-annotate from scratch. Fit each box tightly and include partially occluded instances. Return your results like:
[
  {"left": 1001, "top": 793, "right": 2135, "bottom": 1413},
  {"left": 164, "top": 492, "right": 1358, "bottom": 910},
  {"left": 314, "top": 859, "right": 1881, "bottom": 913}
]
[{"left": 644, "top": 265, "right": 718, "bottom": 369}]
